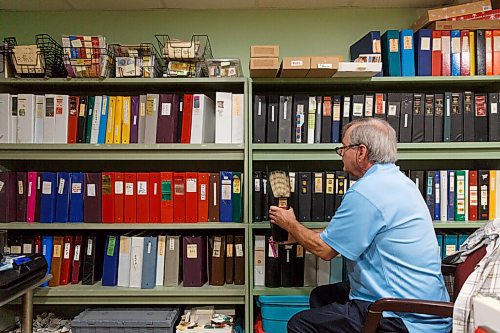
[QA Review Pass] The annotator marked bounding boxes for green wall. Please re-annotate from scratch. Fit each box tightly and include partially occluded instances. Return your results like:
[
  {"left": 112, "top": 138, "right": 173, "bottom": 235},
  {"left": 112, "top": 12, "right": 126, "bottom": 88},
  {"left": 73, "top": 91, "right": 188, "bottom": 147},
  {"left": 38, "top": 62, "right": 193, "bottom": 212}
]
[{"left": 0, "top": 8, "right": 419, "bottom": 75}]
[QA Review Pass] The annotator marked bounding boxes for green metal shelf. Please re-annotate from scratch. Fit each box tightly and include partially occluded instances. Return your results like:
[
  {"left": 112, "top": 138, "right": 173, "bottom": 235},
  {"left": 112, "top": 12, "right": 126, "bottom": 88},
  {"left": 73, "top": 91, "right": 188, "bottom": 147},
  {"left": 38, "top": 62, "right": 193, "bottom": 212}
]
[
  {"left": 0, "top": 222, "right": 248, "bottom": 230},
  {"left": 0, "top": 144, "right": 244, "bottom": 161},
  {"left": 251, "top": 222, "right": 484, "bottom": 229},
  {"left": 251, "top": 222, "right": 328, "bottom": 229},
  {"left": 252, "top": 286, "right": 314, "bottom": 296}
]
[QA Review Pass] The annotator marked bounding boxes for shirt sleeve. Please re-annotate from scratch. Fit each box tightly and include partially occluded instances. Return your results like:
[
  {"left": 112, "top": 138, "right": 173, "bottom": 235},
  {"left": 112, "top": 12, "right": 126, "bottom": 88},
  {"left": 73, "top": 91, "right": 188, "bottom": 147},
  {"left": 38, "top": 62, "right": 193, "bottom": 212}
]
[{"left": 320, "top": 189, "right": 385, "bottom": 261}]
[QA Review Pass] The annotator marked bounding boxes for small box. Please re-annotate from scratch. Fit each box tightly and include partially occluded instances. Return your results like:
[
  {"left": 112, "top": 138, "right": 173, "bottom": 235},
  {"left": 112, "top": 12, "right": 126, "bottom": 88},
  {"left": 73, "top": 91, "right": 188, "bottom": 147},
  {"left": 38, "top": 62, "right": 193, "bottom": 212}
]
[
  {"left": 250, "top": 45, "right": 279, "bottom": 58},
  {"left": 257, "top": 296, "right": 309, "bottom": 333},
  {"left": 433, "top": 19, "right": 500, "bottom": 30},
  {"left": 412, "top": 0, "right": 492, "bottom": 31},
  {"left": 333, "top": 62, "right": 382, "bottom": 77},
  {"left": 279, "top": 57, "right": 311, "bottom": 78},
  {"left": 306, "top": 56, "right": 341, "bottom": 78},
  {"left": 250, "top": 57, "right": 279, "bottom": 78}
]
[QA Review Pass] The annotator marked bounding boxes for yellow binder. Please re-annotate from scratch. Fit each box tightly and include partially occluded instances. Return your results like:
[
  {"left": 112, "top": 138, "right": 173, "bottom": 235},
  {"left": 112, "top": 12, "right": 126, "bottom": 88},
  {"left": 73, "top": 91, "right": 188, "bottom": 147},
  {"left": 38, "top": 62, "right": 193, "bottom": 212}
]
[
  {"left": 105, "top": 96, "right": 116, "bottom": 144},
  {"left": 121, "top": 96, "right": 131, "bottom": 144},
  {"left": 113, "top": 96, "right": 123, "bottom": 144}
]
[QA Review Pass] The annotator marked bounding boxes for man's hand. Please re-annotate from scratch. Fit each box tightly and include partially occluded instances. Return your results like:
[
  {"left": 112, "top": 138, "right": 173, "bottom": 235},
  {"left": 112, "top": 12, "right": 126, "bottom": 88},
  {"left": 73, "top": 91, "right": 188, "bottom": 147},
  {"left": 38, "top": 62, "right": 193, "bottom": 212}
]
[{"left": 269, "top": 206, "right": 298, "bottom": 232}]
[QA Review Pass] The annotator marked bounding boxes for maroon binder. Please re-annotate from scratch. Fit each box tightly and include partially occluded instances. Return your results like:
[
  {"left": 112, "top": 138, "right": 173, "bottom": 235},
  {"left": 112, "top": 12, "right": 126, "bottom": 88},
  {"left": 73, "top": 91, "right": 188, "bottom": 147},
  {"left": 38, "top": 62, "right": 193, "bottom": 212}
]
[
  {"left": 183, "top": 236, "right": 208, "bottom": 287},
  {"left": 0, "top": 172, "right": 16, "bottom": 222},
  {"left": 16, "top": 172, "right": 27, "bottom": 222},
  {"left": 209, "top": 235, "right": 226, "bottom": 286},
  {"left": 234, "top": 235, "right": 245, "bottom": 285},
  {"left": 208, "top": 173, "right": 220, "bottom": 222},
  {"left": 156, "top": 94, "right": 179, "bottom": 143},
  {"left": 84, "top": 173, "right": 102, "bottom": 223}
]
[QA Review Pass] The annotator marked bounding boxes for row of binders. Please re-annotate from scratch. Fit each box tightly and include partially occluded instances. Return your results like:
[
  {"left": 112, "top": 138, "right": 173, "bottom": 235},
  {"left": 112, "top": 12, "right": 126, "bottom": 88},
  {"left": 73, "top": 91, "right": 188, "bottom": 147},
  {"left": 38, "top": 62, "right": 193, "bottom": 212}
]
[
  {"left": 253, "top": 171, "right": 350, "bottom": 223},
  {"left": 253, "top": 235, "right": 345, "bottom": 288},
  {"left": 409, "top": 169, "right": 500, "bottom": 221},
  {"left": 0, "top": 93, "right": 244, "bottom": 144},
  {"left": 351, "top": 29, "right": 500, "bottom": 76},
  {"left": 253, "top": 92, "right": 500, "bottom": 144},
  {"left": 0, "top": 171, "right": 243, "bottom": 223},
  {"left": 5, "top": 234, "right": 244, "bottom": 288},
  {"left": 437, "top": 232, "right": 470, "bottom": 259}
]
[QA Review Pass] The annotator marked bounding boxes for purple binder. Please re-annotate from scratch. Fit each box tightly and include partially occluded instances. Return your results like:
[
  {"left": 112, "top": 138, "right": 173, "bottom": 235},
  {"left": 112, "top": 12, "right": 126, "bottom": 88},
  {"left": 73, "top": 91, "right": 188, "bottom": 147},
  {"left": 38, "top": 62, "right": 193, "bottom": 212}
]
[
  {"left": 130, "top": 96, "right": 140, "bottom": 144},
  {"left": 156, "top": 94, "right": 179, "bottom": 143},
  {"left": 0, "top": 172, "right": 17, "bottom": 222},
  {"left": 84, "top": 173, "right": 102, "bottom": 223},
  {"left": 183, "top": 236, "right": 207, "bottom": 287}
]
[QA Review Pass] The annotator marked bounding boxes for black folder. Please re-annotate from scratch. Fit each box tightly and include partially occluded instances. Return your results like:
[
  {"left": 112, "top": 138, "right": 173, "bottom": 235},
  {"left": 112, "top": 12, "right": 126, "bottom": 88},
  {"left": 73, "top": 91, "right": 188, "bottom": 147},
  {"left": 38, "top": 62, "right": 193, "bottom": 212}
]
[
  {"left": 76, "top": 96, "right": 88, "bottom": 144},
  {"left": 267, "top": 96, "right": 279, "bottom": 143},
  {"left": 293, "top": 244, "right": 305, "bottom": 287},
  {"left": 325, "top": 171, "right": 336, "bottom": 221},
  {"left": 321, "top": 96, "right": 332, "bottom": 143},
  {"left": 265, "top": 236, "right": 281, "bottom": 288},
  {"left": 488, "top": 93, "right": 499, "bottom": 142},
  {"left": 298, "top": 172, "right": 311, "bottom": 222},
  {"left": 475, "top": 93, "right": 488, "bottom": 142},
  {"left": 278, "top": 96, "right": 293, "bottom": 143},
  {"left": 434, "top": 94, "right": 444, "bottom": 142},
  {"left": 293, "top": 95, "right": 308, "bottom": 143},
  {"left": 311, "top": 172, "right": 325, "bottom": 222},
  {"left": 386, "top": 93, "right": 401, "bottom": 137},
  {"left": 410, "top": 170, "right": 425, "bottom": 199},
  {"left": 253, "top": 171, "right": 262, "bottom": 222},
  {"left": 262, "top": 172, "right": 269, "bottom": 221},
  {"left": 399, "top": 93, "right": 413, "bottom": 143},
  {"left": 253, "top": 95, "right": 267, "bottom": 143},
  {"left": 475, "top": 30, "right": 486, "bottom": 76},
  {"left": 288, "top": 172, "right": 299, "bottom": 214},
  {"left": 341, "top": 96, "right": 351, "bottom": 138},
  {"left": 82, "top": 235, "right": 103, "bottom": 285},
  {"left": 280, "top": 244, "right": 296, "bottom": 288},
  {"left": 463, "top": 91, "right": 475, "bottom": 142},
  {"left": 451, "top": 92, "right": 464, "bottom": 142},
  {"left": 351, "top": 95, "right": 364, "bottom": 121},
  {"left": 335, "top": 171, "right": 347, "bottom": 212},
  {"left": 424, "top": 94, "right": 434, "bottom": 142},
  {"left": 412, "top": 93, "right": 424, "bottom": 143}
]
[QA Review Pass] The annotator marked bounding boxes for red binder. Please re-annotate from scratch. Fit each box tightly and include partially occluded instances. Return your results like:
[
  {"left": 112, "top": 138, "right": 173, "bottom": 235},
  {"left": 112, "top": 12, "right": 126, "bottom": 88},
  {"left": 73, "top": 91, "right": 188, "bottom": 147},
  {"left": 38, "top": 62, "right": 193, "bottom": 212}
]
[
  {"left": 173, "top": 172, "right": 186, "bottom": 223},
  {"left": 469, "top": 170, "right": 478, "bottom": 221},
  {"left": 101, "top": 172, "right": 115, "bottom": 223},
  {"left": 432, "top": 30, "right": 442, "bottom": 76},
  {"left": 160, "top": 172, "right": 174, "bottom": 223},
  {"left": 34, "top": 235, "right": 42, "bottom": 254},
  {"left": 67, "top": 96, "right": 79, "bottom": 144},
  {"left": 180, "top": 94, "right": 193, "bottom": 143},
  {"left": 149, "top": 173, "right": 161, "bottom": 223},
  {"left": 185, "top": 172, "right": 198, "bottom": 223},
  {"left": 124, "top": 173, "right": 137, "bottom": 223},
  {"left": 114, "top": 172, "right": 124, "bottom": 223},
  {"left": 71, "top": 234, "right": 83, "bottom": 284},
  {"left": 136, "top": 172, "right": 150, "bottom": 223},
  {"left": 494, "top": 30, "right": 500, "bottom": 75},
  {"left": 441, "top": 31, "right": 451, "bottom": 76},
  {"left": 461, "top": 30, "right": 471, "bottom": 76},
  {"left": 60, "top": 235, "right": 73, "bottom": 285},
  {"left": 486, "top": 30, "right": 493, "bottom": 75},
  {"left": 198, "top": 173, "right": 209, "bottom": 222}
]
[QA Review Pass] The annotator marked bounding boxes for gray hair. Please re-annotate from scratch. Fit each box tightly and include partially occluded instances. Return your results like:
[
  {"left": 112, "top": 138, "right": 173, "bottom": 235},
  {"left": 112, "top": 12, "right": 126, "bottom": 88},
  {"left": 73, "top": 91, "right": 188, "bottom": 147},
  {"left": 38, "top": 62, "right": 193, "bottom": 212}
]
[{"left": 343, "top": 118, "right": 398, "bottom": 164}]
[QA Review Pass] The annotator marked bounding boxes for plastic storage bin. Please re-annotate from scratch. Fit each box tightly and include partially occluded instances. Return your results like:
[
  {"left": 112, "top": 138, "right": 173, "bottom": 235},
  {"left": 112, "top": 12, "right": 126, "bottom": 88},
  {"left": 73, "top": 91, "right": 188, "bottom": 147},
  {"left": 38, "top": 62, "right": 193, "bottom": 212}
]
[
  {"left": 257, "top": 296, "right": 309, "bottom": 333},
  {"left": 71, "top": 308, "right": 180, "bottom": 333}
]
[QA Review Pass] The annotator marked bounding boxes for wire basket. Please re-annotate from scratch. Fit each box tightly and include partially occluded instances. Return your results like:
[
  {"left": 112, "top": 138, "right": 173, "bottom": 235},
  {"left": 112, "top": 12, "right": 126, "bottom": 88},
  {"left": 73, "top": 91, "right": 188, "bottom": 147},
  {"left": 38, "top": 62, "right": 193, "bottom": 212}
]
[
  {"left": 155, "top": 34, "right": 213, "bottom": 78},
  {"left": 2, "top": 34, "right": 67, "bottom": 78},
  {"left": 62, "top": 35, "right": 114, "bottom": 78},
  {"left": 109, "top": 43, "right": 164, "bottom": 78}
]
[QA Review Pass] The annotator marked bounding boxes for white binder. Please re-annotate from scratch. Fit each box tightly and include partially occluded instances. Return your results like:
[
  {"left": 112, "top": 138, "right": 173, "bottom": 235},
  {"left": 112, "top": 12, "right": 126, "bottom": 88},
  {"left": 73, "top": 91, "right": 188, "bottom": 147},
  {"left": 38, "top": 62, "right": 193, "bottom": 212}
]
[
  {"left": 117, "top": 235, "right": 132, "bottom": 287},
  {"left": 128, "top": 236, "right": 144, "bottom": 288},
  {"left": 0, "top": 94, "right": 10, "bottom": 143},
  {"left": 190, "top": 94, "right": 215, "bottom": 144},
  {"left": 144, "top": 94, "right": 159, "bottom": 144},
  {"left": 156, "top": 235, "right": 166, "bottom": 286},
  {"left": 54, "top": 94, "right": 69, "bottom": 144},
  {"left": 90, "top": 95, "right": 102, "bottom": 144},
  {"left": 43, "top": 94, "right": 56, "bottom": 144},
  {"left": 17, "top": 94, "right": 35, "bottom": 144},
  {"left": 231, "top": 94, "right": 244, "bottom": 144},
  {"left": 215, "top": 92, "right": 232, "bottom": 144}
]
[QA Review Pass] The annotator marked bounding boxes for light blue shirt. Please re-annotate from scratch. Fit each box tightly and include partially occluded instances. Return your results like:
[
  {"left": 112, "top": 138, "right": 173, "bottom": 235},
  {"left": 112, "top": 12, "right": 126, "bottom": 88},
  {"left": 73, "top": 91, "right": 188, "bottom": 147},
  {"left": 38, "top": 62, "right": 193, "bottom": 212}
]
[{"left": 320, "top": 163, "right": 452, "bottom": 333}]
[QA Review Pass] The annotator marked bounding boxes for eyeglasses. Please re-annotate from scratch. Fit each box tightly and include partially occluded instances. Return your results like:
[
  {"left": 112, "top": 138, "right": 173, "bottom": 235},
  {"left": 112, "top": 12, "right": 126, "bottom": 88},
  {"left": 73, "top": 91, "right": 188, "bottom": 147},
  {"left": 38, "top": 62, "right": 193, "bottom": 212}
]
[{"left": 335, "top": 144, "right": 361, "bottom": 156}]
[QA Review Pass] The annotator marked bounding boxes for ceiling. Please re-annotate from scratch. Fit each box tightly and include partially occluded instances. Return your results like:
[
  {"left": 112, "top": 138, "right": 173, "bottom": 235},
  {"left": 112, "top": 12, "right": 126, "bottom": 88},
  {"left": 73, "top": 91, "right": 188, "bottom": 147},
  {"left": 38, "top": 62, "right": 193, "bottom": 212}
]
[{"left": 0, "top": 0, "right": 461, "bottom": 11}]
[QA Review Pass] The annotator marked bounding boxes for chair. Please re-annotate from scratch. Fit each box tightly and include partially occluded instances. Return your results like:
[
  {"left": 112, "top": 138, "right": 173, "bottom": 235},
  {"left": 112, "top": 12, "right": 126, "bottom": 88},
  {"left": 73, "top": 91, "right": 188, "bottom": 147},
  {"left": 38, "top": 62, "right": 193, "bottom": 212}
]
[{"left": 361, "top": 245, "right": 487, "bottom": 333}]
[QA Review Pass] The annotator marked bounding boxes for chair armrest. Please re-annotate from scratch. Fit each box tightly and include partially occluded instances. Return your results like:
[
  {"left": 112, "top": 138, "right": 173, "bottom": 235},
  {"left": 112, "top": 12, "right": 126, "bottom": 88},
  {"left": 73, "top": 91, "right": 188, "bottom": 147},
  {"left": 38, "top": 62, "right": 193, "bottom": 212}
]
[
  {"left": 442, "top": 264, "right": 457, "bottom": 275},
  {"left": 362, "top": 298, "right": 454, "bottom": 333}
]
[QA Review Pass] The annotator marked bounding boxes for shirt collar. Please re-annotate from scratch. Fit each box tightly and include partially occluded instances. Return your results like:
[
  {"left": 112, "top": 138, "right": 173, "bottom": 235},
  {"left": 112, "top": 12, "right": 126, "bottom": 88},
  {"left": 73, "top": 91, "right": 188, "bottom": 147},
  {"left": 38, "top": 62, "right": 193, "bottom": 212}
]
[{"left": 363, "top": 163, "right": 397, "bottom": 178}]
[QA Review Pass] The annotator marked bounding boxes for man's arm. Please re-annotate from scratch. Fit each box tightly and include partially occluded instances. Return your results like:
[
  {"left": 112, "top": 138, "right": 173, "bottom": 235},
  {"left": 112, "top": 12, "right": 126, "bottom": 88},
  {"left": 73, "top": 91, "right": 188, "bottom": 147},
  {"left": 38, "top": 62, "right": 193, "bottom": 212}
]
[{"left": 269, "top": 206, "right": 338, "bottom": 261}]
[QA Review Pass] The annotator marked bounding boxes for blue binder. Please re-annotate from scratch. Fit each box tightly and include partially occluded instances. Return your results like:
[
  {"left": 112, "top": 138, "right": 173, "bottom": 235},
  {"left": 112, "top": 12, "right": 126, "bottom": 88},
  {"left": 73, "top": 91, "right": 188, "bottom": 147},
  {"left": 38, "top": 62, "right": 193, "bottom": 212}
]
[
  {"left": 332, "top": 96, "right": 341, "bottom": 143},
  {"left": 381, "top": 30, "right": 401, "bottom": 77},
  {"left": 141, "top": 236, "right": 158, "bottom": 289},
  {"left": 220, "top": 171, "right": 233, "bottom": 222},
  {"left": 55, "top": 172, "right": 70, "bottom": 222},
  {"left": 40, "top": 172, "right": 57, "bottom": 223},
  {"left": 97, "top": 95, "right": 109, "bottom": 144},
  {"left": 102, "top": 235, "right": 119, "bottom": 286},
  {"left": 434, "top": 171, "right": 441, "bottom": 221},
  {"left": 436, "top": 233, "right": 444, "bottom": 259},
  {"left": 41, "top": 236, "right": 53, "bottom": 287},
  {"left": 447, "top": 170, "right": 455, "bottom": 221},
  {"left": 415, "top": 29, "right": 432, "bottom": 76},
  {"left": 69, "top": 172, "right": 84, "bottom": 223},
  {"left": 451, "top": 30, "right": 461, "bottom": 76},
  {"left": 458, "top": 234, "right": 469, "bottom": 248},
  {"left": 350, "top": 31, "right": 382, "bottom": 77},
  {"left": 400, "top": 29, "right": 415, "bottom": 76},
  {"left": 444, "top": 233, "right": 458, "bottom": 258}
]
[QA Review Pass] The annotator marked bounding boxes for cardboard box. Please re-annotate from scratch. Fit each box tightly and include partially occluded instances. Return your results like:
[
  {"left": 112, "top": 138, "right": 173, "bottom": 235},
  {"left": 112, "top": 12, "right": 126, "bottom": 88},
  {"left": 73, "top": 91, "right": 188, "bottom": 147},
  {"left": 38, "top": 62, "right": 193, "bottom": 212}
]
[
  {"left": 250, "top": 45, "right": 279, "bottom": 58},
  {"left": 412, "top": 0, "right": 492, "bottom": 31},
  {"left": 333, "top": 62, "right": 382, "bottom": 78},
  {"left": 433, "top": 19, "right": 500, "bottom": 30},
  {"left": 249, "top": 57, "right": 279, "bottom": 78},
  {"left": 278, "top": 57, "right": 311, "bottom": 78},
  {"left": 306, "top": 56, "right": 341, "bottom": 78}
]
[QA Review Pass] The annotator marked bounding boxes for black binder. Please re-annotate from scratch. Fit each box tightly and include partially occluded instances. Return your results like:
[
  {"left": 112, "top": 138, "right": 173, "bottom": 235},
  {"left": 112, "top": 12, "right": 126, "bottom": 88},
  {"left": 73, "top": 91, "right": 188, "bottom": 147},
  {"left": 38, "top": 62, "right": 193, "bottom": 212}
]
[
  {"left": 314, "top": 96, "right": 323, "bottom": 143},
  {"left": 475, "top": 93, "right": 488, "bottom": 142},
  {"left": 425, "top": 171, "right": 435, "bottom": 220},
  {"left": 463, "top": 91, "right": 475, "bottom": 142},
  {"left": 293, "top": 244, "right": 305, "bottom": 287},
  {"left": 81, "top": 235, "right": 103, "bottom": 285},
  {"left": 475, "top": 30, "right": 486, "bottom": 76},
  {"left": 293, "top": 95, "right": 308, "bottom": 143},
  {"left": 488, "top": 93, "right": 499, "bottom": 142},
  {"left": 253, "top": 171, "right": 263, "bottom": 222},
  {"left": 262, "top": 172, "right": 269, "bottom": 221},
  {"left": 444, "top": 92, "right": 452, "bottom": 142},
  {"left": 341, "top": 96, "right": 351, "bottom": 139},
  {"left": 434, "top": 94, "right": 444, "bottom": 142},
  {"left": 412, "top": 93, "right": 424, "bottom": 143},
  {"left": 267, "top": 96, "right": 279, "bottom": 143},
  {"left": 278, "top": 96, "right": 293, "bottom": 143},
  {"left": 410, "top": 170, "right": 425, "bottom": 199},
  {"left": 335, "top": 171, "right": 347, "bottom": 212},
  {"left": 76, "top": 96, "right": 88, "bottom": 144},
  {"left": 478, "top": 170, "right": 489, "bottom": 220},
  {"left": 265, "top": 236, "right": 281, "bottom": 288},
  {"left": 386, "top": 93, "right": 401, "bottom": 137},
  {"left": 280, "top": 244, "right": 296, "bottom": 288},
  {"left": 288, "top": 172, "right": 299, "bottom": 214},
  {"left": 321, "top": 96, "right": 332, "bottom": 143},
  {"left": 351, "top": 95, "right": 364, "bottom": 121},
  {"left": 325, "top": 171, "right": 336, "bottom": 221},
  {"left": 298, "top": 172, "right": 311, "bottom": 222},
  {"left": 424, "top": 94, "right": 434, "bottom": 142},
  {"left": 311, "top": 172, "right": 325, "bottom": 222},
  {"left": 399, "top": 93, "right": 413, "bottom": 143},
  {"left": 451, "top": 92, "right": 464, "bottom": 142},
  {"left": 253, "top": 95, "right": 267, "bottom": 143}
]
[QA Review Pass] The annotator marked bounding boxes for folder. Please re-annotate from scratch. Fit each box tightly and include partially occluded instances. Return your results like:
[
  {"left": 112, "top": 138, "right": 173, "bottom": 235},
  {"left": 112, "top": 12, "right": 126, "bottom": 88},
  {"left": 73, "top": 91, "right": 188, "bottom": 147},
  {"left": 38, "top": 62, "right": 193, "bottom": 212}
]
[
  {"left": 136, "top": 172, "right": 150, "bottom": 223},
  {"left": 304, "top": 250, "right": 317, "bottom": 287},
  {"left": 69, "top": 172, "right": 84, "bottom": 223},
  {"left": 410, "top": 170, "right": 425, "bottom": 198},
  {"left": 320, "top": 96, "right": 332, "bottom": 143},
  {"left": 157, "top": 94, "right": 179, "bottom": 143},
  {"left": 177, "top": 94, "right": 184, "bottom": 143},
  {"left": 101, "top": 172, "right": 115, "bottom": 223},
  {"left": 253, "top": 171, "right": 262, "bottom": 222},
  {"left": 71, "top": 234, "right": 83, "bottom": 284},
  {"left": 374, "top": 93, "right": 386, "bottom": 121},
  {"left": 164, "top": 235, "right": 182, "bottom": 286},
  {"left": 198, "top": 173, "right": 209, "bottom": 222},
  {"left": 40, "top": 236, "right": 53, "bottom": 287},
  {"left": 59, "top": 235, "right": 73, "bottom": 286},
  {"left": 441, "top": 31, "right": 451, "bottom": 76},
  {"left": 312, "top": 172, "right": 325, "bottom": 222},
  {"left": 76, "top": 96, "right": 88, "bottom": 143},
  {"left": 415, "top": 29, "right": 432, "bottom": 76},
  {"left": 137, "top": 95, "right": 147, "bottom": 143},
  {"left": 317, "top": 258, "right": 331, "bottom": 286},
  {"left": 234, "top": 235, "right": 245, "bottom": 285},
  {"left": 478, "top": 170, "right": 490, "bottom": 220},
  {"left": 209, "top": 235, "right": 226, "bottom": 286},
  {"left": 262, "top": 172, "right": 269, "bottom": 221},
  {"left": 117, "top": 235, "right": 131, "bottom": 287},
  {"left": 424, "top": 94, "right": 435, "bottom": 142},
  {"left": 149, "top": 173, "right": 161, "bottom": 223},
  {"left": 386, "top": 93, "right": 401, "bottom": 136},
  {"left": 97, "top": 95, "right": 109, "bottom": 144},
  {"left": 86, "top": 96, "right": 95, "bottom": 143},
  {"left": 144, "top": 94, "right": 159, "bottom": 144},
  {"left": 215, "top": 92, "right": 232, "bottom": 144},
  {"left": 102, "top": 235, "right": 119, "bottom": 286},
  {"left": 90, "top": 95, "right": 102, "bottom": 144},
  {"left": 425, "top": 171, "right": 435, "bottom": 219},
  {"left": 294, "top": 95, "right": 308, "bottom": 143},
  {"left": 351, "top": 95, "right": 364, "bottom": 121},
  {"left": 183, "top": 236, "right": 208, "bottom": 287},
  {"left": 451, "top": 92, "right": 464, "bottom": 142},
  {"left": 475, "top": 93, "right": 488, "bottom": 142},
  {"left": 129, "top": 95, "right": 139, "bottom": 143},
  {"left": 84, "top": 172, "right": 102, "bottom": 223},
  {"left": 173, "top": 172, "right": 186, "bottom": 223},
  {"left": 440, "top": 170, "right": 448, "bottom": 221},
  {"left": 432, "top": 30, "right": 442, "bottom": 76},
  {"left": 220, "top": 171, "right": 233, "bottom": 222},
  {"left": 33, "top": 95, "right": 44, "bottom": 144},
  {"left": 486, "top": 30, "right": 493, "bottom": 75},
  {"left": 124, "top": 173, "right": 137, "bottom": 223},
  {"left": 490, "top": 170, "right": 497, "bottom": 220},
  {"left": 253, "top": 95, "right": 267, "bottom": 143},
  {"left": 280, "top": 244, "right": 296, "bottom": 288},
  {"left": 26, "top": 172, "right": 37, "bottom": 223},
  {"left": 181, "top": 94, "right": 193, "bottom": 143},
  {"left": 190, "top": 94, "right": 215, "bottom": 144},
  {"left": 332, "top": 96, "right": 342, "bottom": 143},
  {"left": 0, "top": 94, "right": 11, "bottom": 143},
  {"left": 55, "top": 172, "right": 70, "bottom": 222},
  {"left": 294, "top": 244, "right": 305, "bottom": 287},
  {"left": 160, "top": 172, "right": 174, "bottom": 223},
  {"left": 114, "top": 172, "right": 125, "bottom": 223},
  {"left": 156, "top": 235, "right": 166, "bottom": 286},
  {"left": 41, "top": 94, "right": 55, "bottom": 144},
  {"left": 450, "top": 30, "right": 461, "bottom": 76},
  {"left": 266, "top": 95, "right": 279, "bottom": 143},
  {"left": 265, "top": 236, "right": 281, "bottom": 288},
  {"left": 185, "top": 172, "right": 198, "bottom": 223},
  {"left": 40, "top": 172, "right": 57, "bottom": 223},
  {"left": 412, "top": 93, "right": 424, "bottom": 143},
  {"left": 463, "top": 92, "right": 475, "bottom": 142},
  {"left": 141, "top": 236, "right": 158, "bottom": 289},
  {"left": 278, "top": 96, "right": 293, "bottom": 143},
  {"left": 399, "top": 93, "right": 413, "bottom": 143},
  {"left": 17, "top": 94, "right": 36, "bottom": 144},
  {"left": 434, "top": 94, "right": 445, "bottom": 142},
  {"left": 341, "top": 96, "right": 351, "bottom": 138},
  {"left": 121, "top": 96, "right": 131, "bottom": 144},
  {"left": 453, "top": 170, "right": 464, "bottom": 221},
  {"left": 54, "top": 96, "right": 69, "bottom": 143},
  {"left": 433, "top": 171, "right": 441, "bottom": 221},
  {"left": 225, "top": 235, "right": 234, "bottom": 284},
  {"left": 325, "top": 172, "right": 335, "bottom": 221},
  {"left": 314, "top": 96, "right": 322, "bottom": 143},
  {"left": 113, "top": 96, "right": 122, "bottom": 144},
  {"left": 298, "top": 172, "right": 312, "bottom": 222},
  {"left": 489, "top": 93, "right": 499, "bottom": 141},
  {"left": 129, "top": 235, "right": 144, "bottom": 288},
  {"left": 209, "top": 173, "right": 220, "bottom": 222},
  {"left": 381, "top": 30, "right": 401, "bottom": 76},
  {"left": 232, "top": 172, "right": 243, "bottom": 223},
  {"left": 364, "top": 95, "right": 374, "bottom": 118},
  {"left": 16, "top": 172, "right": 27, "bottom": 222},
  {"left": 461, "top": 30, "right": 471, "bottom": 76},
  {"left": 232, "top": 93, "right": 244, "bottom": 144},
  {"left": 49, "top": 236, "right": 64, "bottom": 287}
]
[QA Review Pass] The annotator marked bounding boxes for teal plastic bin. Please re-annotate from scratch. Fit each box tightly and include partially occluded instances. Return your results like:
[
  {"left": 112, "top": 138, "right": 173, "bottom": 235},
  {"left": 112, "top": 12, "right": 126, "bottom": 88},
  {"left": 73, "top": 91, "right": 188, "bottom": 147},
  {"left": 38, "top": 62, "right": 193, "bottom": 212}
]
[{"left": 257, "top": 295, "right": 310, "bottom": 333}]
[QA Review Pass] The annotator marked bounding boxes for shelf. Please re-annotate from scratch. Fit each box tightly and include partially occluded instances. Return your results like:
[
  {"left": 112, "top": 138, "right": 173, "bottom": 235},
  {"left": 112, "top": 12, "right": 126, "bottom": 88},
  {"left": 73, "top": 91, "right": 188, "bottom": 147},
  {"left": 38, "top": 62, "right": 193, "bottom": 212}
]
[
  {"left": 433, "top": 222, "right": 487, "bottom": 229},
  {"left": 251, "top": 222, "right": 328, "bottom": 229},
  {"left": 251, "top": 142, "right": 500, "bottom": 161},
  {"left": 252, "top": 286, "right": 313, "bottom": 296},
  {"left": 0, "top": 222, "right": 247, "bottom": 230},
  {"left": 23, "top": 283, "right": 246, "bottom": 305},
  {"left": 0, "top": 144, "right": 244, "bottom": 161}
]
